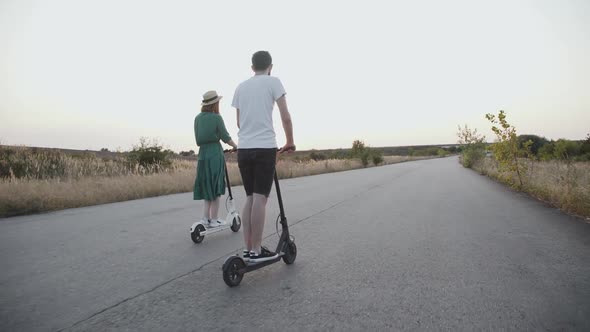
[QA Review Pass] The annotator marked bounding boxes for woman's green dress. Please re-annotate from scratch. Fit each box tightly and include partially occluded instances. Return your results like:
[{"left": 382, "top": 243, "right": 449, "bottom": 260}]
[{"left": 193, "top": 112, "right": 232, "bottom": 201}]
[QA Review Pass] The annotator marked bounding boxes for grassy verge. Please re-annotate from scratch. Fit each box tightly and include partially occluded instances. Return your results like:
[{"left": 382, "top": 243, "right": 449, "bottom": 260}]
[
  {"left": 0, "top": 155, "right": 430, "bottom": 217},
  {"left": 472, "top": 157, "right": 590, "bottom": 218}
]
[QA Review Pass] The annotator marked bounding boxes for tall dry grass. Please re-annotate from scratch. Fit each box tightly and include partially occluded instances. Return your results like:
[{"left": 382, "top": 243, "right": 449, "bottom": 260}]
[
  {"left": 473, "top": 157, "right": 590, "bottom": 218},
  {"left": 0, "top": 154, "right": 428, "bottom": 217},
  {"left": 0, "top": 145, "right": 189, "bottom": 180}
]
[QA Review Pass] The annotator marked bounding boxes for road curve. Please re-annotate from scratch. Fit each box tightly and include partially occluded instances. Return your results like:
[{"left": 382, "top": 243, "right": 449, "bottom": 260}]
[{"left": 1, "top": 157, "right": 589, "bottom": 331}]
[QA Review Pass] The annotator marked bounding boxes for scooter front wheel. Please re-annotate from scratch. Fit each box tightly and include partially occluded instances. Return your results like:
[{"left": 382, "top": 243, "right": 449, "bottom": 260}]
[
  {"left": 230, "top": 215, "right": 241, "bottom": 232},
  {"left": 190, "top": 224, "right": 206, "bottom": 244},
  {"left": 223, "top": 256, "right": 245, "bottom": 287},
  {"left": 282, "top": 240, "right": 297, "bottom": 265}
]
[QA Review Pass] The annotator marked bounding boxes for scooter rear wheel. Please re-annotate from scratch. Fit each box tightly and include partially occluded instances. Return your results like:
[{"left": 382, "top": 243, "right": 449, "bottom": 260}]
[
  {"left": 282, "top": 241, "right": 297, "bottom": 265},
  {"left": 223, "top": 256, "right": 245, "bottom": 287},
  {"left": 230, "top": 215, "right": 241, "bottom": 232},
  {"left": 190, "top": 224, "right": 206, "bottom": 244}
]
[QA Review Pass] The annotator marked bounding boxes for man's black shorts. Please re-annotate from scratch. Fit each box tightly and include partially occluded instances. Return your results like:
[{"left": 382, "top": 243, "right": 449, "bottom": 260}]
[{"left": 237, "top": 148, "right": 276, "bottom": 197}]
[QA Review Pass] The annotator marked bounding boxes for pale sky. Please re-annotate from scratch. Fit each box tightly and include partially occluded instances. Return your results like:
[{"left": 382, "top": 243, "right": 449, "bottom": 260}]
[{"left": 1, "top": 0, "right": 589, "bottom": 152}]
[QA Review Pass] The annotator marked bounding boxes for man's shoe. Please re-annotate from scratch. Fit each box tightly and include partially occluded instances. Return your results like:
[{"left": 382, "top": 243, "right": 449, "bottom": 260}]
[
  {"left": 249, "top": 246, "right": 278, "bottom": 263},
  {"left": 242, "top": 250, "right": 251, "bottom": 261}
]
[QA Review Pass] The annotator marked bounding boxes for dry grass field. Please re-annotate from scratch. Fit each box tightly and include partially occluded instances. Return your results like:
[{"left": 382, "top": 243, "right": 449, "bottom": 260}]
[
  {"left": 0, "top": 148, "right": 428, "bottom": 217},
  {"left": 473, "top": 157, "right": 590, "bottom": 218}
]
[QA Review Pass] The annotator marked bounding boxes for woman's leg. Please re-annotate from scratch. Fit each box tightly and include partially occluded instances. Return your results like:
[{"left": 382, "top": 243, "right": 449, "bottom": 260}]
[
  {"left": 210, "top": 196, "right": 220, "bottom": 220},
  {"left": 242, "top": 195, "right": 254, "bottom": 251},
  {"left": 203, "top": 200, "right": 211, "bottom": 220}
]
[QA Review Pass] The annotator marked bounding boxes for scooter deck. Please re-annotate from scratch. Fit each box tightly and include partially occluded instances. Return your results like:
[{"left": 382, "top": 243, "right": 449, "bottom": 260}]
[
  {"left": 232, "top": 253, "right": 285, "bottom": 273},
  {"left": 200, "top": 223, "right": 233, "bottom": 235}
]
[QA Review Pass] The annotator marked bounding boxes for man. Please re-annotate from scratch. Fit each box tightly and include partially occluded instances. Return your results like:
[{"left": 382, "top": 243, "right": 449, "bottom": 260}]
[{"left": 232, "top": 50, "right": 295, "bottom": 263}]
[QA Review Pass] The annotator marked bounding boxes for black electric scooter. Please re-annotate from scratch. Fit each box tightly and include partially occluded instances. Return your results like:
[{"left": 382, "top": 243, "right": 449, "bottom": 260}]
[
  {"left": 222, "top": 151, "right": 297, "bottom": 287},
  {"left": 189, "top": 150, "right": 241, "bottom": 243}
]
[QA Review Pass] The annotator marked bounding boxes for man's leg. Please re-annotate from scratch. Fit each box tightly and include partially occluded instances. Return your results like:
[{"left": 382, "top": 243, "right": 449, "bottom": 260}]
[
  {"left": 250, "top": 193, "right": 268, "bottom": 254},
  {"left": 241, "top": 195, "right": 254, "bottom": 251},
  {"left": 249, "top": 149, "right": 276, "bottom": 255},
  {"left": 238, "top": 150, "right": 255, "bottom": 251}
]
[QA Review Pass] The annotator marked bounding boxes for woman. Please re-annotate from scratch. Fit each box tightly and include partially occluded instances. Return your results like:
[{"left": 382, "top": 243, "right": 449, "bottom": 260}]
[{"left": 194, "top": 90, "right": 238, "bottom": 228}]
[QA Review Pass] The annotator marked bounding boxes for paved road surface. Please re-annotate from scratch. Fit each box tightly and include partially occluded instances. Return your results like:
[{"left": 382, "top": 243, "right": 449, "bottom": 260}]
[{"left": 1, "top": 157, "right": 589, "bottom": 331}]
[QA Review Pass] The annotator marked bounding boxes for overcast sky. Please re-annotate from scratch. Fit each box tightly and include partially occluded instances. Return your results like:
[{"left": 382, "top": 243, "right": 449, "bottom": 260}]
[{"left": 1, "top": 0, "right": 589, "bottom": 152}]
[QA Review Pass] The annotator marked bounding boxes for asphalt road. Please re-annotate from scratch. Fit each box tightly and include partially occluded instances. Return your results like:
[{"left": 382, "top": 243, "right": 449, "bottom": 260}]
[{"left": 1, "top": 157, "right": 589, "bottom": 331}]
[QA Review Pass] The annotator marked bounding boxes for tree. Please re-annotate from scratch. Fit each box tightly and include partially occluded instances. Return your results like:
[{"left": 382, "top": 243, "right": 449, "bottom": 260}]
[
  {"left": 351, "top": 140, "right": 366, "bottom": 158},
  {"left": 456, "top": 124, "right": 486, "bottom": 168},
  {"left": 517, "top": 134, "right": 548, "bottom": 156},
  {"left": 581, "top": 133, "right": 590, "bottom": 155},
  {"left": 553, "top": 139, "right": 580, "bottom": 161},
  {"left": 538, "top": 141, "right": 555, "bottom": 161},
  {"left": 485, "top": 110, "right": 532, "bottom": 188}
]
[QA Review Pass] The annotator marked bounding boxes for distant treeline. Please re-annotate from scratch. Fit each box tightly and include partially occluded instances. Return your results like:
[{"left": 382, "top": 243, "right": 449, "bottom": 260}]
[
  {"left": 517, "top": 134, "right": 590, "bottom": 161},
  {"left": 294, "top": 144, "right": 459, "bottom": 162}
]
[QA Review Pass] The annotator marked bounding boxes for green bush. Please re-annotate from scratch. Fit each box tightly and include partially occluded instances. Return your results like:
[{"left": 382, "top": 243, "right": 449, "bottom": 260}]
[
  {"left": 350, "top": 140, "right": 384, "bottom": 167},
  {"left": 360, "top": 150, "right": 371, "bottom": 167},
  {"left": 371, "top": 151, "right": 384, "bottom": 165},
  {"left": 309, "top": 151, "right": 328, "bottom": 161},
  {"left": 179, "top": 150, "right": 195, "bottom": 157},
  {"left": 461, "top": 146, "right": 486, "bottom": 168},
  {"left": 329, "top": 150, "right": 350, "bottom": 160},
  {"left": 126, "top": 138, "right": 172, "bottom": 170}
]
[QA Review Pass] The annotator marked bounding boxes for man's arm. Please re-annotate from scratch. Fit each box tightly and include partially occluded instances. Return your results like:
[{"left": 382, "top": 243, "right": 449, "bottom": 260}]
[
  {"left": 236, "top": 109, "right": 240, "bottom": 129},
  {"left": 276, "top": 95, "right": 295, "bottom": 152}
]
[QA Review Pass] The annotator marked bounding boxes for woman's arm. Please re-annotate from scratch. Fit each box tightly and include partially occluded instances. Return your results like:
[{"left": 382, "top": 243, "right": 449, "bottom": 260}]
[
  {"left": 194, "top": 116, "right": 200, "bottom": 146},
  {"left": 217, "top": 115, "right": 237, "bottom": 149},
  {"left": 227, "top": 139, "right": 238, "bottom": 150}
]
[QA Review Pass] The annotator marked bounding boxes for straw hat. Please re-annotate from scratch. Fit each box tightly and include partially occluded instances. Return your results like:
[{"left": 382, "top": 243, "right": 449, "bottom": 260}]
[{"left": 201, "top": 90, "right": 222, "bottom": 106}]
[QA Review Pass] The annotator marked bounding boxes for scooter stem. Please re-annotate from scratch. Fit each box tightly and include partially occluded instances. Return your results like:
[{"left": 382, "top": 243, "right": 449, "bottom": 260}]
[
  {"left": 224, "top": 154, "right": 233, "bottom": 200},
  {"left": 274, "top": 172, "right": 287, "bottom": 224}
]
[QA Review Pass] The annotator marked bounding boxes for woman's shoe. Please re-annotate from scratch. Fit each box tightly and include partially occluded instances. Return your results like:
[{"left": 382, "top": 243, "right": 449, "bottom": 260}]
[
  {"left": 208, "top": 219, "right": 225, "bottom": 228},
  {"left": 199, "top": 218, "right": 210, "bottom": 226}
]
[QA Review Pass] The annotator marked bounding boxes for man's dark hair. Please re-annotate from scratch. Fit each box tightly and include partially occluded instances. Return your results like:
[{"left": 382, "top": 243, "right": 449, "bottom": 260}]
[{"left": 252, "top": 51, "right": 272, "bottom": 71}]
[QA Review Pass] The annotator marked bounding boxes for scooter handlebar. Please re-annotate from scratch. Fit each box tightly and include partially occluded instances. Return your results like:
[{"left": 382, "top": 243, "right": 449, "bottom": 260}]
[{"left": 223, "top": 146, "right": 295, "bottom": 153}]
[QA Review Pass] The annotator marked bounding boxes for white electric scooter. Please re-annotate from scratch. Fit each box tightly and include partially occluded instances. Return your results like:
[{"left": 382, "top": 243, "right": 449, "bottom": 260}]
[{"left": 190, "top": 150, "right": 241, "bottom": 243}]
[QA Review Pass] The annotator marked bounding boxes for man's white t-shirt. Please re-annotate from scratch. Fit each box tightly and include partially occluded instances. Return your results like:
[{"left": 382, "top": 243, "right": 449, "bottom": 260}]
[{"left": 231, "top": 75, "right": 286, "bottom": 149}]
